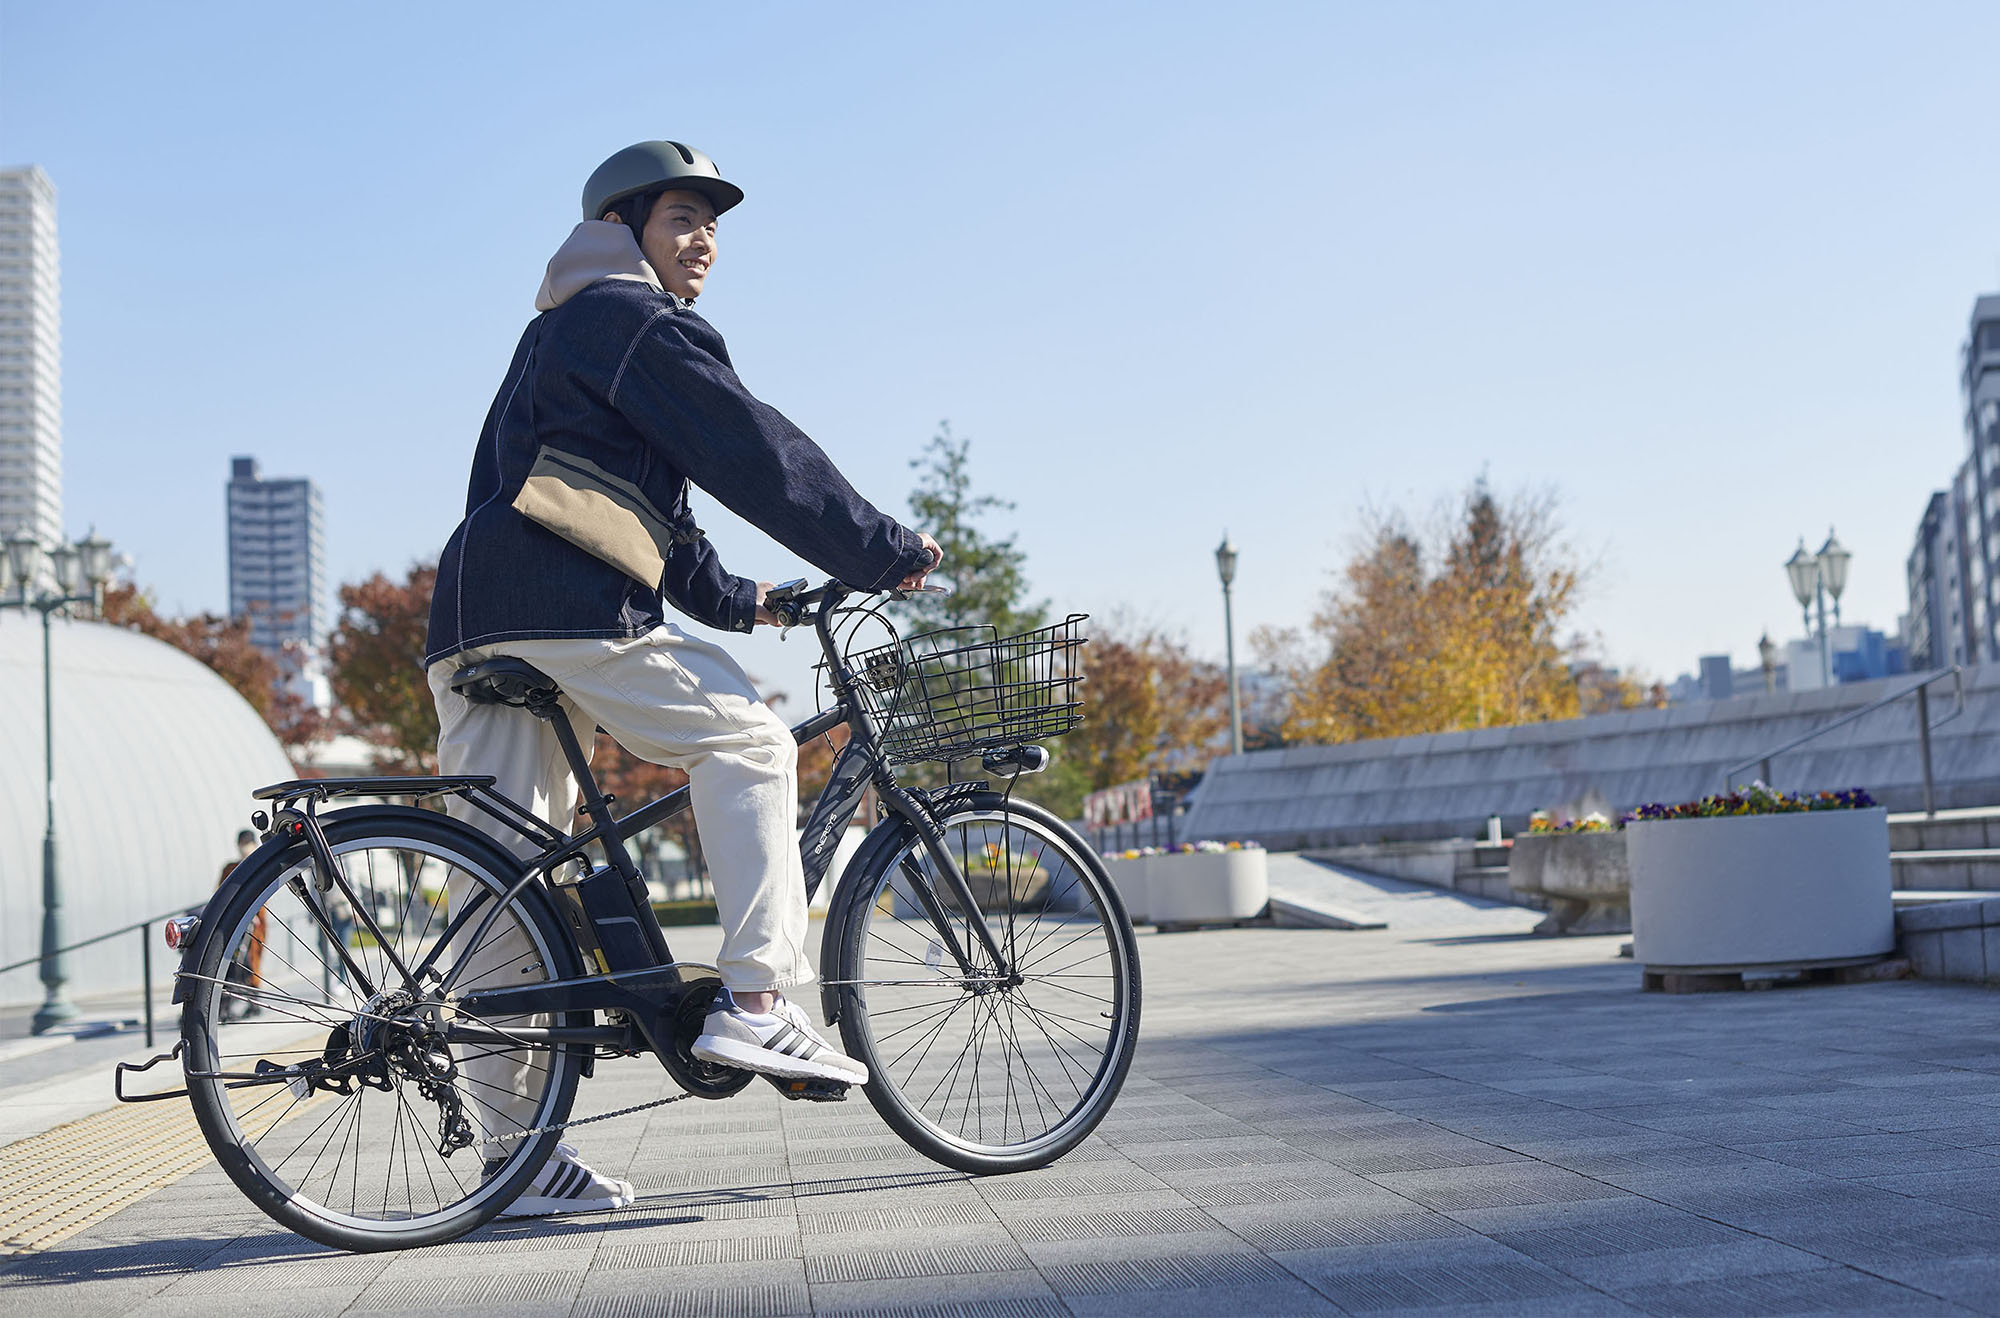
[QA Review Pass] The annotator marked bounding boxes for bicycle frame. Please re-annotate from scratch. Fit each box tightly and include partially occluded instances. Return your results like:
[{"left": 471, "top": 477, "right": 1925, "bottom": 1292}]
[{"left": 258, "top": 582, "right": 1015, "bottom": 1065}]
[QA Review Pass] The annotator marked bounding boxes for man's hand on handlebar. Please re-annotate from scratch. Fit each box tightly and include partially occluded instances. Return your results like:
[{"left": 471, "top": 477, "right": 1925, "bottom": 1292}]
[
  {"left": 753, "top": 580, "right": 788, "bottom": 628},
  {"left": 752, "top": 547, "right": 946, "bottom": 628},
  {"left": 896, "top": 533, "right": 943, "bottom": 592}
]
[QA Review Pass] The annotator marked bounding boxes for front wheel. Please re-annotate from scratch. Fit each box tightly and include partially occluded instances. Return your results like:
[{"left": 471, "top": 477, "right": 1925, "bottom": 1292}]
[{"left": 829, "top": 793, "right": 1141, "bottom": 1174}]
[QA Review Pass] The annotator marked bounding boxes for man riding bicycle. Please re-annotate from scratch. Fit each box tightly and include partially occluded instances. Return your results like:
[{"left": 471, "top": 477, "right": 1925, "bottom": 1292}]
[{"left": 423, "top": 139, "right": 940, "bottom": 1216}]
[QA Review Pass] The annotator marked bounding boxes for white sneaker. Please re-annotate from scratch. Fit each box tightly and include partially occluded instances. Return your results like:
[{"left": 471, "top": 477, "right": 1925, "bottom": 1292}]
[
  {"left": 494, "top": 1142, "right": 635, "bottom": 1217},
  {"left": 692, "top": 991, "right": 869, "bottom": 1086}
]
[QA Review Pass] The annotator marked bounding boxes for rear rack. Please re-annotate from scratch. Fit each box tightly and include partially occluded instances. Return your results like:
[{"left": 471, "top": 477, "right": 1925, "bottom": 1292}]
[{"left": 253, "top": 776, "right": 496, "bottom": 803}]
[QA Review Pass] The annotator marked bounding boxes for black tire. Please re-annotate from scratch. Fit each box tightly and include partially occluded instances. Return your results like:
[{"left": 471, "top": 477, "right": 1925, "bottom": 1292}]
[
  {"left": 183, "top": 807, "right": 587, "bottom": 1252},
  {"left": 828, "top": 793, "right": 1141, "bottom": 1174}
]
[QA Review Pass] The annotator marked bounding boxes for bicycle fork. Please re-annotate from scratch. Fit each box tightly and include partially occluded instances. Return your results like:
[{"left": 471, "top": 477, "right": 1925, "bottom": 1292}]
[{"left": 875, "top": 782, "right": 1014, "bottom": 984}]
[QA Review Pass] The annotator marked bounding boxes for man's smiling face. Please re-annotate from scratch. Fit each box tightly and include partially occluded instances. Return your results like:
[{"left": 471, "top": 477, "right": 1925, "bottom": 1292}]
[{"left": 636, "top": 190, "right": 717, "bottom": 300}]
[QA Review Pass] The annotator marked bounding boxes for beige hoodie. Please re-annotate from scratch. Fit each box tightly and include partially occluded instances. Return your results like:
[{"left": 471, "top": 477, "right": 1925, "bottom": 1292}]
[{"left": 534, "top": 221, "right": 665, "bottom": 313}]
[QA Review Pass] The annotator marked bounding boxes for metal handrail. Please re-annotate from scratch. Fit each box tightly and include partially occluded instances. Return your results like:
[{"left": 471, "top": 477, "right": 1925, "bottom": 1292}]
[
  {"left": 0, "top": 902, "right": 200, "bottom": 1047},
  {"left": 1724, "top": 666, "right": 1965, "bottom": 815}
]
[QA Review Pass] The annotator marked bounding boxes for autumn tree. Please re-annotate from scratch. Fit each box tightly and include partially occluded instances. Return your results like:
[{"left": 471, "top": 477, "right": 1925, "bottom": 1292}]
[
  {"left": 1571, "top": 651, "right": 1651, "bottom": 716},
  {"left": 101, "top": 582, "right": 326, "bottom": 755},
  {"left": 905, "top": 422, "right": 1044, "bottom": 635},
  {"left": 1266, "top": 480, "right": 1586, "bottom": 743},
  {"left": 1025, "top": 623, "right": 1228, "bottom": 819},
  {"left": 328, "top": 564, "right": 439, "bottom": 773}
]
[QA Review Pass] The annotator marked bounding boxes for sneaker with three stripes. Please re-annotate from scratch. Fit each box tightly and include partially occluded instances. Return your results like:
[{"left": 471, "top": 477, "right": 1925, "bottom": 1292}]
[
  {"left": 491, "top": 1141, "right": 636, "bottom": 1217},
  {"left": 691, "top": 989, "right": 870, "bottom": 1085}
]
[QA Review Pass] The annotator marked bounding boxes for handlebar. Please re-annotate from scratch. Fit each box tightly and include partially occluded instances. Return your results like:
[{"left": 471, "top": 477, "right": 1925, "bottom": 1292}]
[{"left": 760, "top": 578, "right": 948, "bottom": 629}]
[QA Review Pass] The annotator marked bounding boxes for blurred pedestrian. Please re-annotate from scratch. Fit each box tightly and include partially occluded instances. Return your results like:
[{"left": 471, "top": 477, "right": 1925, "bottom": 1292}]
[{"left": 218, "top": 829, "right": 265, "bottom": 1020}]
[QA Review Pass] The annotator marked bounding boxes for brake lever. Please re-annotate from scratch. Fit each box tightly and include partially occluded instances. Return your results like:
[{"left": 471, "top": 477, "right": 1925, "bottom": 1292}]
[{"left": 886, "top": 584, "right": 952, "bottom": 602}]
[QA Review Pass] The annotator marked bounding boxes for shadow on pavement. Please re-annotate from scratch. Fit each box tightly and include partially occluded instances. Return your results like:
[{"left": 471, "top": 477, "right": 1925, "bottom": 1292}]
[{"left": 0, "top": 1169, "right": 982, "bottom": 1273}]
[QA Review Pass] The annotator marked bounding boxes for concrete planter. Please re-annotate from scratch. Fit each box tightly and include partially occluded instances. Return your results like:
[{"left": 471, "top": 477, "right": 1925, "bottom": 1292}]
[
  {"left": 1149, "top": 850, "right": 1269, "bottom": 928},
  {"left": 1509, "top": 832, "right": 1631, "bottom": 935},
  {"left": 1102, "top": 856, "right": 1150, "bottom": 924},
  {"left": 1627, "top": 807, "right": 1893, "bottom": 971}
]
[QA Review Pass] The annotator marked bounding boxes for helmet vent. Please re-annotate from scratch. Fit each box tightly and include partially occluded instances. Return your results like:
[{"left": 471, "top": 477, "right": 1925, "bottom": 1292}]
[{"left": 665, "top": 141, "right": 696, "bottom": 165}]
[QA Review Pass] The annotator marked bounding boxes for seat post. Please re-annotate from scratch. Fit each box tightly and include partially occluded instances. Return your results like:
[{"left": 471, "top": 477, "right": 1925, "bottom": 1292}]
[{"left": 526, "top": 689, "right": 643, "bottom": 883}]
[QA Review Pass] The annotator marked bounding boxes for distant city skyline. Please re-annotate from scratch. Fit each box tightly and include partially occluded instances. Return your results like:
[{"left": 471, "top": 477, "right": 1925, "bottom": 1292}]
[{"left": 6, "top": 3, "right": 1999, "bottom": 712}]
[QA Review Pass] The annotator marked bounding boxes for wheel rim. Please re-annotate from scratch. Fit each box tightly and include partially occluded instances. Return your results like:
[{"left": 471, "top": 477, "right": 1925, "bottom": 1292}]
[
  {"left": 192, "top": 833, "right": 574, "bottom": 1233},
  {"left": 848, "top": 809, "right": 1134, "bottom": 1156}
]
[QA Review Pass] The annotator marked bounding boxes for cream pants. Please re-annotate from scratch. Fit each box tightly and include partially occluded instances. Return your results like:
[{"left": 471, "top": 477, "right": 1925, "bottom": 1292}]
[{"left": 428, "top": 624, "right": 810, "bottom": 1152}]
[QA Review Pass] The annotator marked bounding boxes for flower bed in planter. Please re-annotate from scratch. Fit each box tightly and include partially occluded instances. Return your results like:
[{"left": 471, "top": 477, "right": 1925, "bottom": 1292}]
[{"left": 1624, "top": 787, "right": 1891, "bottom": 972}]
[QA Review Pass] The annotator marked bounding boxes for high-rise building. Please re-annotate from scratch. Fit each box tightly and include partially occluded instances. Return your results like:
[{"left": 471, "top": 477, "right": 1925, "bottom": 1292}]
[
  {"left": 1907, "top": 485, "right": 1977, "bottom": 671},
  {"left": 1959, "top": 295, "right": 2000, "bottom": 661},
  {"left": 227, "top": 456, "right": 329, "bottom": 703},
  {"left": 0, "top": 165, "right": 63, "bottom": 566}
]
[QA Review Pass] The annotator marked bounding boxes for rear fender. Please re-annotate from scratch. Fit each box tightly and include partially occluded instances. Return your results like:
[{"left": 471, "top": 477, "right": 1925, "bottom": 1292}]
[{"left": 171, "top": 804, "right": 568, "bottom": 1004}]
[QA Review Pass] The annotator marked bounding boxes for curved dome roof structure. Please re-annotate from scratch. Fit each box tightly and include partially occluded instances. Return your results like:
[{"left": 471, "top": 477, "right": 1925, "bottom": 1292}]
[{"left": 0, "top": 614, "right": 295, "bottom": 1007}]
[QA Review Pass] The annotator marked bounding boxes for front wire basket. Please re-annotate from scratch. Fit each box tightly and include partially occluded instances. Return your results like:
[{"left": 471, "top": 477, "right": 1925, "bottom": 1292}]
[{"left": 838, "top": 614, "right": 1088, "bottom": 765}]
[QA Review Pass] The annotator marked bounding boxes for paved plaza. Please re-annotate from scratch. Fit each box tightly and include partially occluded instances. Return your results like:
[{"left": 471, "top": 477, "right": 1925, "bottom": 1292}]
[{"left": 5, "top": 906, "right": 2000, "bottom": 1316}]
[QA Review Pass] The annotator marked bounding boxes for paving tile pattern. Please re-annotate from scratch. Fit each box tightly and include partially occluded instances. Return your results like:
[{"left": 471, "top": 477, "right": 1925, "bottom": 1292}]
[{"left": 5, "top": 923, "right": 2000, "bottom": 1314}]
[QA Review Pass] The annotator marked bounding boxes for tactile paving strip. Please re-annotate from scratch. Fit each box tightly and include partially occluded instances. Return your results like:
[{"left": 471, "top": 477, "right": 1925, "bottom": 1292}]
[{"left": 0, "top": 1069, "right": 325, "bottom": 1254}]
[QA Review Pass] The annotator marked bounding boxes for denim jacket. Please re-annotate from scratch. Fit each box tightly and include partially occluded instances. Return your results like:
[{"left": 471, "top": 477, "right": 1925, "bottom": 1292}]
[{"left": 425, "top": 222, "right": 930, "bottom": 666}]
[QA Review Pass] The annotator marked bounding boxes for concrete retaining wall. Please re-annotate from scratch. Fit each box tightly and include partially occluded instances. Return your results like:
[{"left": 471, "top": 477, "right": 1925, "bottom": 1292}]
[
  {"left": 1183, "top": 665, "right": 2000, "bottom": 850},
  {"left": 1898, "top": 897, "right": 2000, "bottom": 985}
]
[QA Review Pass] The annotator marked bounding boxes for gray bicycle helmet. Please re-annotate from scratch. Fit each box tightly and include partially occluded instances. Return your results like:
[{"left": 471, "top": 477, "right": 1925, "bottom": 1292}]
[{"left": 582, "top": 140, "right": 744, "bottom": 221}]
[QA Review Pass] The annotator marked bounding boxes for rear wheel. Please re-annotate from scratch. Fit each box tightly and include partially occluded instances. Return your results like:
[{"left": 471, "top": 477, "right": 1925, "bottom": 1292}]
[
  {"left": 830, "top": 794, "right": 1141, "bottom": 1174},
  {"left": 183, "top": 810, "right": 587, "bottom": 1252}
]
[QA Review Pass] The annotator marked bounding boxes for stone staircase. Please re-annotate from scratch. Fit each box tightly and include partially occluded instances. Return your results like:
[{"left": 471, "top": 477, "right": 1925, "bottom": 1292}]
[{"left": 1888, "top": 806, "right": 2000, "bottom": 894}]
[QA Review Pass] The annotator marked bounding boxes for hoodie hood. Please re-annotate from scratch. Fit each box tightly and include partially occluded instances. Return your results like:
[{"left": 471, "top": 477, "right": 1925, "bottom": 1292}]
[{"left": 535, "top": 220, "right": 666, "bottom": 312}]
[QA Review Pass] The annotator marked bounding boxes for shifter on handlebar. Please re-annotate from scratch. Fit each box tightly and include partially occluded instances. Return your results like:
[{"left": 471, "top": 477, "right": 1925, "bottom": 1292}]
[{"left": 760, "top": 578, "right": 811, "bottom": 629}]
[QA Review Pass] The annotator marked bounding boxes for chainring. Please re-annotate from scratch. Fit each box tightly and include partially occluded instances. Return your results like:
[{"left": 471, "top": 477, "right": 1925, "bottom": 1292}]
[{"left": 658, "top": 977, "right": 755, "bottom": 1100}]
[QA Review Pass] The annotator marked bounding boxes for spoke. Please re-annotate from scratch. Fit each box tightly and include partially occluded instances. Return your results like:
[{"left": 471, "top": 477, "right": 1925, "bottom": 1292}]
[
  {"left": 885, "top": 984, "right": 978, "bottom": 1077},
  {"left": 870, "top": 995, "right": 978, "bottom": 1046},
  {"left": 1011, "top": 989, "right": 1108, "bottom": 1079},
  {"left": 1023, "top": 939, "right": 1116, "bottom": 982}
]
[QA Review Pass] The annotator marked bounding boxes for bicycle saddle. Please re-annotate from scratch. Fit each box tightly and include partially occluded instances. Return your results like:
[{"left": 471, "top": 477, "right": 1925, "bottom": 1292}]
[{"left": 449, "top": 657, "right": 561, "bottom": 706}]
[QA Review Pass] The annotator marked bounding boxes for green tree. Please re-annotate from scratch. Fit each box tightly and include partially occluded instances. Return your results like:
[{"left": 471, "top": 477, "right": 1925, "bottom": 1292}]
[{"left": 905, "top": 422, "right": 1044, "bottom": 634}]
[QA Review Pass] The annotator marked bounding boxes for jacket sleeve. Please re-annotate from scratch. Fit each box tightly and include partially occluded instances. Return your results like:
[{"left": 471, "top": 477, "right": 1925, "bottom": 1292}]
[
  {"left": 661, "top": 535, "right": 758, "bottom": 634},
  {"left": 608, "top": 313, "right": 932, "bottom": 592}
]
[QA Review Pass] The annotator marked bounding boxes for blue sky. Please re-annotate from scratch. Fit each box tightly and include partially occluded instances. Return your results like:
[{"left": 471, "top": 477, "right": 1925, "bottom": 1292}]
[{"left": 4, "top": 1, "right": 1996, "bottom": 709}]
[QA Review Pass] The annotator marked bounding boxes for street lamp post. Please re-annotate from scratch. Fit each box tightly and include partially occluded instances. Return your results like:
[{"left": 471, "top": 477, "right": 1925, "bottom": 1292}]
[
  {"left": 1781, "top": 531, "right": 1854, "bottom": 691},
  {"left": 1817, "top": 530, "right": 1850, "bottom": 627},
  {"left": 2, "top": 527, "right": 115, "bottom": 1033},
  {"left": 1214, "top": 533, "right": 1243, "bottom": 757},
  {"left": 1784, "top": 538, "right": 1832, "bottom": 689}
]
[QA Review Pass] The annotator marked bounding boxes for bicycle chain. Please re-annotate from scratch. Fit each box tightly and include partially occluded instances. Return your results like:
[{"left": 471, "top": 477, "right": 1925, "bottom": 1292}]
[{"left": 485, "top": 1089, "right": 695, "bottom": 1146}]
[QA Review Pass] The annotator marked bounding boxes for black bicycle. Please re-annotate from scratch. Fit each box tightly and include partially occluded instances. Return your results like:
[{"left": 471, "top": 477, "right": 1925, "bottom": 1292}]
[{"left": 118, "top": 579, "right": 1140, "bottom": 1253}]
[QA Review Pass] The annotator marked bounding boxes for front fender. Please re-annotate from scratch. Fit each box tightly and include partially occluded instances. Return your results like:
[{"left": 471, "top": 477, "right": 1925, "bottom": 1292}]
[{"left": 816, "top": 812, "right": 918, "bottom": 1027}]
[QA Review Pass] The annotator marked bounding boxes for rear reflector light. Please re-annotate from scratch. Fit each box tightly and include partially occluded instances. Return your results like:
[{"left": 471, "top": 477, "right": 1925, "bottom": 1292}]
[{"left": 164, "top": 915, "right": 199, "bottom": 950}]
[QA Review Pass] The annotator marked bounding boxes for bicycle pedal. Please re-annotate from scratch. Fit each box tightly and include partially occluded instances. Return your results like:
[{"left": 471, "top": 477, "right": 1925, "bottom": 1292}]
[{"left": 762, "top": 1073, "right": 850, "bottom": 1102}]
